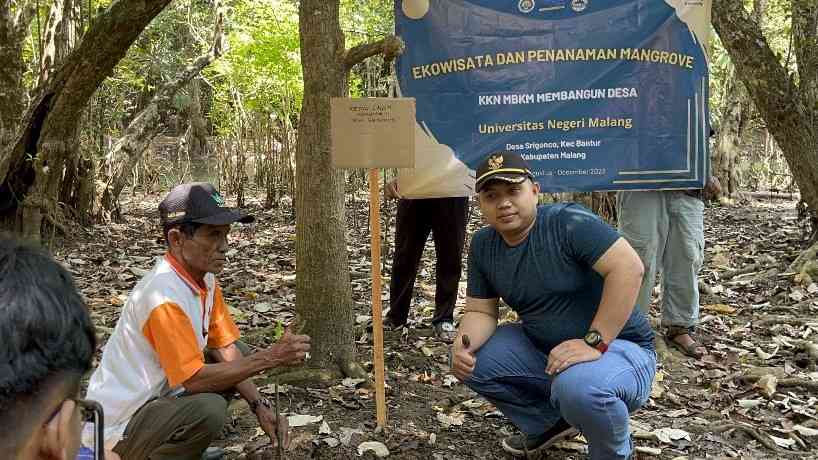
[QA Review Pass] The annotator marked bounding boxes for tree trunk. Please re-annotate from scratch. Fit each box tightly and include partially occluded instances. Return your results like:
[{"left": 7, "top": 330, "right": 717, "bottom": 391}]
[
  {"left": 98, "top": 28, "right": 224, "bottom": 219},
  {"left": 187, "top": 78, "right": 210, "bottom": 181},
  {"left": 295, "top": 0, "right": 357, "bottom": 374},
  {"left": 0, "top": 0, "right": 174, "bottom": 240},
  {"left": 39, "top": 0, "right": 77, "bottom": 85},
  {"left": 712, "top": 69, "right": 746, "bottom": 197},
  {"left": 713, "top": 1, "right": 818, "bottom": 216},
  {"left": 0, "top": 1, "right": 35, "bottom": 195},
  {"left": 712, "top": 0, "right": 764, "bottom": 197}
]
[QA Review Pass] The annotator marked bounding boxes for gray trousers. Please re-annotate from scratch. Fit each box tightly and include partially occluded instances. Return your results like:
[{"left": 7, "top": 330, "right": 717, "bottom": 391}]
[
  {"left": 113, "top": 341, "right": 251, "bottom": 460},
  {"left": 616, "top": 191, "right": 704, "bottom": 328}
]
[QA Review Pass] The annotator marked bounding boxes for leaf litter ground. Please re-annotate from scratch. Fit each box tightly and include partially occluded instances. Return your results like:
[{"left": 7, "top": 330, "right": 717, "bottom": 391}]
[{"left": 57, "top": 192, "right": 817, "bottom": 459}]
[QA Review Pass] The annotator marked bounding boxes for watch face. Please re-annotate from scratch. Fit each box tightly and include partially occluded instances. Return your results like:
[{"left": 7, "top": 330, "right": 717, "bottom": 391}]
[{"left": 585, "top": 331, "right": 601, "bottom": 345}]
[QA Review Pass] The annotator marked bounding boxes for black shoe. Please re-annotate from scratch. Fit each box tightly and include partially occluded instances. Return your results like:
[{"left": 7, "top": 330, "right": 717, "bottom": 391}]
[
  {"left": 382, "top": 317, "right": 406, "bottom": 331},
  {"left": 433, "top": 321, "right": 457, "bottom": 343},
  {"left": 501, "top": 418, "right": 579, "bottom": 458}
]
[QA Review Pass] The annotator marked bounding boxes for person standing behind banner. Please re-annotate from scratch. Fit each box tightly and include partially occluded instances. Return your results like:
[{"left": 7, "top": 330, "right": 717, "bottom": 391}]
[
  {"left": 382, "top": 179, "right": 469, "bottom": 342},
  {"left": 616, "top": 177, "right": 720, "bottom": 358}
]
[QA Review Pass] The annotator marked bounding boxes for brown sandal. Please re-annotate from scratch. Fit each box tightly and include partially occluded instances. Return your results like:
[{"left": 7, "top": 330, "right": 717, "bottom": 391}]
[{"left": 665, "top": 326, "right": 705, "bottom": 359}]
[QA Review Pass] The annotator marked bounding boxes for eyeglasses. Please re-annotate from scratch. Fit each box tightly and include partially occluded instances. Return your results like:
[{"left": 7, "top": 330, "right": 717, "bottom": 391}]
[
  {"left": 48, "top": 398, "right": 105, "bottom": 460},
  {"left": 77, "top": 399, "right": 105, "bottom": 460}
]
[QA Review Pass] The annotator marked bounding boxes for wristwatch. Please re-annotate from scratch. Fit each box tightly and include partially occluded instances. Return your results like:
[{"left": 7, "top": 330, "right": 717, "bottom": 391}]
[
  {"left": 583, "top": 330, "right": 608, "bottom": 353},
  {"left": 249, "top": 397, "right": 272, "bottom": 413}
]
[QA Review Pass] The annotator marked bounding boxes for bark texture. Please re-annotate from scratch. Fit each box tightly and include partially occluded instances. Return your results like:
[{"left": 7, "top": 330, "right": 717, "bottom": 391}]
[
  {"left": 295, "top": 0, "right": 357, "bottom": 373},
  {"left": 712, "top": 0, "right": 766, "bottom": 197},
  {"left": 0, "top": 0, "right": 35, "bottom": 171},
  {"left": 713, "top": 1, "right": 818, "bottom": 215}
]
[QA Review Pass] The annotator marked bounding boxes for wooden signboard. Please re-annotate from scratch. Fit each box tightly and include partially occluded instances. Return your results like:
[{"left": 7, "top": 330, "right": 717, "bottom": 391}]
[{"left": 330, "top": 97, "right": 416, "bottom": 169}]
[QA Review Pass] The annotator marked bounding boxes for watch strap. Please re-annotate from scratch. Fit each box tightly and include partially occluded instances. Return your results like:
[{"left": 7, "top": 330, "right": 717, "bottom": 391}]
[{"left": 249, "top": 397, "right": 270, "bottom": 413}]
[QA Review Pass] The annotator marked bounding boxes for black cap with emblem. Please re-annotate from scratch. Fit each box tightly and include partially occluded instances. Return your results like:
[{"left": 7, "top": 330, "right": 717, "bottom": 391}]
[
  {"left": 159, "top": 182, "right": 254, "bottom": 227},
  {"left": 475, "top": 151, "right": 535, "bottom": 193}
]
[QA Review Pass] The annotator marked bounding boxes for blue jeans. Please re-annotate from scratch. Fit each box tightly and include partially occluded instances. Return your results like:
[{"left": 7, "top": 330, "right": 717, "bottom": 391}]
[{"left": 463, "top": 324, "right": 656, "bottom": 460}]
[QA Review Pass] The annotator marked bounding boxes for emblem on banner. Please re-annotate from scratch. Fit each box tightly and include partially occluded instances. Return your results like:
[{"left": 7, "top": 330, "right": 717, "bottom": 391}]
[
  {"left": 488, "top": 154, "right": 504, "bottom": 170},
  {"left": 570, "top": 0, "right": 588, "bottom": 12},
  {"left": 518, "top": 0, "right": 536, "bottom": 13}
]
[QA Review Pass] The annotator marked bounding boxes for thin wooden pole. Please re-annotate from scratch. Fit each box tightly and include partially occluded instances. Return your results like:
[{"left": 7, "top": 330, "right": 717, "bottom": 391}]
[{"left": 369, "top": 168, "right": 387, "bottom": 428}]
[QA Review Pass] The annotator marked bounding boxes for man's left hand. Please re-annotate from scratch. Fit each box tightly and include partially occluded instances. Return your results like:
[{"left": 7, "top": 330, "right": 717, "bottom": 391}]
[
  {"left": 546, "top": 339, "right": 602, "bottom": 375},
  {"left": 256, "top": 406, "right": 290, "bottom": 449}
]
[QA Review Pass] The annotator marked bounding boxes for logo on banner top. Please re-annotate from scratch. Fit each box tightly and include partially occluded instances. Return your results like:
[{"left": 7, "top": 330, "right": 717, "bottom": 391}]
[
  {"left": 401, "top": 0, "right": 430, "bottom": 20},
  {"left": 571, "top": 0, "right": 589, "bottom": 12},
  {"left": 488, "top": 154, "right": 504, "bottom": 170},
  {"left": 518, "top": 0, "right": 536, "bottom": 13}
]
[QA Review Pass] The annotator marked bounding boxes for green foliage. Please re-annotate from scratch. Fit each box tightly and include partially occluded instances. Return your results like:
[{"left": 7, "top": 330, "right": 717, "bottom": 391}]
[
  {"left": 272, "top": 319, "right": 285, "bottom": 342},
  {"left": 341, "top": 0, "right": 395, "bottom": 97},
  {"left": 207, "top": 0, "right": 302, "bottom": 135},
  {"left": 709, "top": 0, "right": 794, "bottom": 126}
]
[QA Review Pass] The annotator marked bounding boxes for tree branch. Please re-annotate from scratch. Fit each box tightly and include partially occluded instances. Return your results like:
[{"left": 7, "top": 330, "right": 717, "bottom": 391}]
[
  {"left": 0, "top": 0, "right": 173, "bottom": 187},
  {"left": 12, "top": 1, "right": 35, "bottom": 41},
  {"left": 792, "top": 2, "right": 818, "bottom": 121},
  {"left": 343, "top": 35, "right": 404, "bottom": 70},
  {"left": 98, "top": 7, "right": 227, "bottom": 217}
]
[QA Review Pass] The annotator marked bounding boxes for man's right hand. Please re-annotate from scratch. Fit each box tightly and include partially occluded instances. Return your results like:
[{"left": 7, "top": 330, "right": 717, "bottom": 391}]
[
  {"left": 265, "top": 328, "right": 311, "bottom": 367},
  {"left": 384, "top": 179, "right": 402, "bottom": 200},
  {"left": 451, "top": 335, "right": 476, "bottom": 382}
]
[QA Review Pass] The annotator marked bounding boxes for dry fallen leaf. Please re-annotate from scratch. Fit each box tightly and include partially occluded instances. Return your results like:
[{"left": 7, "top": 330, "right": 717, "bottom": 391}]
[
  {"left": 789, "top": 290, "right": 805, "bottom": 302},
  {"left": 702, "top": 303, "right": 737, "bottom": 315},
  {"left": 754, "top": 374, "right": 778, "bottom": 398},
  {"left": 287, "top": 414, "right": 323, "bottom": 427},
  {"left": 793, "top": 425, "right": 818, "bottom": 437},
  {"left": 357, "top": 441, "right": 390, "bottom": 457},
  {"left": 338, "top": 427, "right": 363, "bottom": 446},
  {"left": 755, "top": 346, "right": 775, "bottom": 361},
  {"left": 738, "top": 399, "right": 764, "bottom": 409},
  {"left": 436, "top": 412, "right": 465, "bottom": 428},
  {"left": 652, "top": 427, "right": 691, "bottom": 444},
  {"left": 769, "top": 434, "right": 796, "bottom": 449}
]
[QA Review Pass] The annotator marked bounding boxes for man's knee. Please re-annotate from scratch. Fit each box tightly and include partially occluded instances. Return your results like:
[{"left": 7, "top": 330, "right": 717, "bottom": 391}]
[
  {"left": 469, "top": 325, "right": 531, "bottom": 380},
  {"left": 189, "top": 394, "right": 228, "bottom": 437},
  {"left": 551, "top": 370, "right": 622, "bottom": 420},
  {"left": 551, "top": 370, "right": 633, "bottom": 432}
]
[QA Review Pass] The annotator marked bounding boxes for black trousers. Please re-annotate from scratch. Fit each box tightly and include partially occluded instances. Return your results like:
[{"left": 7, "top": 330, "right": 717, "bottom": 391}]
[{"left": 387, "top": 197, "right": 469, "bottom": 325}]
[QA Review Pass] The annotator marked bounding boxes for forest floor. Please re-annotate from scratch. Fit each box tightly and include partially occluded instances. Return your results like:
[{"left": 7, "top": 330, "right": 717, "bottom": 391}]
[{"left": 60, "top": 191, "right": 818, "bottom": 459}]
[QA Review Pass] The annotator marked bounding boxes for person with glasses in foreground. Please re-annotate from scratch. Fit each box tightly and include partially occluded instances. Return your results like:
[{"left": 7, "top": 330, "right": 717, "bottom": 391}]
[
  {"left": 450, "top": 152, "right": 657, "bottom": 460},
  {"left": 86, "top": 183, "right": 311, "bottom": 460},
  {"left": 0, "top": 239, "right": 118, "bottom": 460}
]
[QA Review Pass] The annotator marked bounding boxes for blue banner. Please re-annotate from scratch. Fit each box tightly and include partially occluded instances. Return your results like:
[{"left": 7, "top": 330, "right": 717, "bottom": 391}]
[{"left": 396, "top": 0, "right": 711, "bottom": 192}]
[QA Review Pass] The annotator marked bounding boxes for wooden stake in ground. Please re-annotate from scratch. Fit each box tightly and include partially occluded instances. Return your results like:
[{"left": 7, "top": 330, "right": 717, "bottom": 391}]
[
  {"left": 369, "top": 168, "right": 387, "bottom": 428},
  {"left": 330, "top": 97, "right": 415, "bottom": 428}
]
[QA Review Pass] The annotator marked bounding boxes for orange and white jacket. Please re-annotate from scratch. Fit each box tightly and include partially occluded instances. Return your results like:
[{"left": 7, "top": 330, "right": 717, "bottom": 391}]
[{"left": 86, "top": 253, "right": 240, "bottom": 447}]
